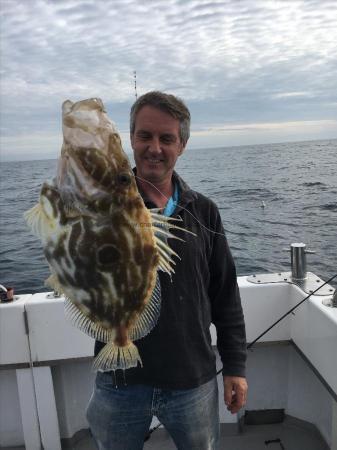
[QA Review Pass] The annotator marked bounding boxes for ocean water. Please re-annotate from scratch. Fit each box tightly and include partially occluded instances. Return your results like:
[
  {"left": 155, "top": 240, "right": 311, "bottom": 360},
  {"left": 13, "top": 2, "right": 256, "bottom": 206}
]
[{"left": 0, "top": 139, "right": 336, "bottom": 294}]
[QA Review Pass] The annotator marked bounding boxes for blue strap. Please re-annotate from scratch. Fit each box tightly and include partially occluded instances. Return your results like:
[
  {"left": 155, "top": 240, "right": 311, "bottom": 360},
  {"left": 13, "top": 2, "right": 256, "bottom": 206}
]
[{"left": 162, "top": 183, "right": 179, "bottom": 217}]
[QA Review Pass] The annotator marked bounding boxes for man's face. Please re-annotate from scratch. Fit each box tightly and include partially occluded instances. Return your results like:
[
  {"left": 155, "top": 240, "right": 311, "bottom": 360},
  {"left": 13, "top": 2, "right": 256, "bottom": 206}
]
[{"left": 131, "top": 105, "right": 185, "bottom": 184}]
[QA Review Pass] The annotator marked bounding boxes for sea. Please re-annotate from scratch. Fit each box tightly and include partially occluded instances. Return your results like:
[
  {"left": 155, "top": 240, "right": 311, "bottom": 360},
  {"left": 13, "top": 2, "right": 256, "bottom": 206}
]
[{"left": 0, "top": 138, "right": 336, "bottom": 295}]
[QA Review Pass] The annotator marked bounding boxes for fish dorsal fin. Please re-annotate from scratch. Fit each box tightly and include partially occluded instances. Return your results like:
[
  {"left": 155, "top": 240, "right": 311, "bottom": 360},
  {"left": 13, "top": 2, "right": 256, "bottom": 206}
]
[{"left": 149, "top": 209, "right": 195, "bottom": 275}]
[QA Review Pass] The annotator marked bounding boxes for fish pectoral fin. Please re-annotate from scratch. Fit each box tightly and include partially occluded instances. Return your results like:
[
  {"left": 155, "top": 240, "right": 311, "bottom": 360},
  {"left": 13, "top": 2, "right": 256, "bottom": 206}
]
[
  {"left": 93, "top": 340, "right": 142, "bottom": 372},
  {"left": 45, "top": 273, "right": 65, "bottom": 295},
  {"left": 24, "top": 202, "right": 55, "bottom": 240}
]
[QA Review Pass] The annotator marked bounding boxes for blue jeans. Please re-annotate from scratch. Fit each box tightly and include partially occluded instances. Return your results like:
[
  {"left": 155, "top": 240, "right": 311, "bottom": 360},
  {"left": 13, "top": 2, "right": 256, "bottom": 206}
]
[{"left": 86, "top": 372, "right": 220, "bottom": 450}]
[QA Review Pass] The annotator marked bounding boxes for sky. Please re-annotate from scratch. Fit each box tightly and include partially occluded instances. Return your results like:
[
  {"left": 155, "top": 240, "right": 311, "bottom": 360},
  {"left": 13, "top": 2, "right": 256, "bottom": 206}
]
[{"left": 1, "top": 0, "right": 337, "bottom": 161}]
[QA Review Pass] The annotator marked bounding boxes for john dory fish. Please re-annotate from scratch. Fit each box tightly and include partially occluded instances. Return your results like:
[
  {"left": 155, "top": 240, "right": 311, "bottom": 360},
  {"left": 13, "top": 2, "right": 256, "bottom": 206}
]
[{"left": 24, "top": 98, "right": 184, "bottom": 371}]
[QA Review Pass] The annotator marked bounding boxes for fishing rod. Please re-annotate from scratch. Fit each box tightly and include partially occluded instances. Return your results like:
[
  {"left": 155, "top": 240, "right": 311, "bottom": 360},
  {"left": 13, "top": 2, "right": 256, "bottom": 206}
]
[
  {"left": 145, "top": 272, "right": 337, "bottom": 442},
  {"left": 219, "top": 271, "right": 337, "bottom": 372}
]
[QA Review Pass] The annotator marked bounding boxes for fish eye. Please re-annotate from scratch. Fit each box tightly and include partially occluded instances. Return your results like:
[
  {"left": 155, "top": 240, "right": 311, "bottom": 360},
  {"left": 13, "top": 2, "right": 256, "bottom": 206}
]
[{"left": 117, "top": 173, "right": 131, "bottom": 186}]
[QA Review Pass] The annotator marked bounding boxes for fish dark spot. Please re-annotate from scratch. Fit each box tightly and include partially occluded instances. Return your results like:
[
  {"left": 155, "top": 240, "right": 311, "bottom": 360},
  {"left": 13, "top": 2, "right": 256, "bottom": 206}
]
[
  {"left": 92, "top": 195, "right": 112, "bottom": 213},
  {"left": 134, "top": 247, "right": 144, "bottom": 265},
  {"left": 68, "top": 222, "right": 81, "bottom": 260},
  {"left": 53, "top": 234, "right": 68, "bottom": 262},
  {"left": 97, "top": 244, "right": 121, "bottom": 267},
  {"left": 117, "top": 172, "right": 131, "bottom": 187}
]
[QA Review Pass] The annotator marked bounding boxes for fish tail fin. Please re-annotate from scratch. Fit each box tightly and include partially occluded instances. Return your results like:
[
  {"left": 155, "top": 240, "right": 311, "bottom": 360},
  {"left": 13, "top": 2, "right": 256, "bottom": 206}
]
[{"left": 93, "top": 340, "right": 142, "bottom": 372}]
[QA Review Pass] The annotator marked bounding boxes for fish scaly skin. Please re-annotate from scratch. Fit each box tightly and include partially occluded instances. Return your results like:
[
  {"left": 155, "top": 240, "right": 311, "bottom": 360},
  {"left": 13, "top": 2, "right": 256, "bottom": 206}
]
[{"left": 24, "top": 98, "right": 181, "bottom": 371}]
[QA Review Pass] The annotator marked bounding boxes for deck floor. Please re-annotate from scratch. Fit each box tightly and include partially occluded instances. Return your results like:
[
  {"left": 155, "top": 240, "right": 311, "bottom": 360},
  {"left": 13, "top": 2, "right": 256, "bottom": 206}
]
[
  {"left": 76, "top": 422, "right": 329, "bottom": 450},
  {"left": 2, "top": 417, "right": 326, "bottom": 450}
]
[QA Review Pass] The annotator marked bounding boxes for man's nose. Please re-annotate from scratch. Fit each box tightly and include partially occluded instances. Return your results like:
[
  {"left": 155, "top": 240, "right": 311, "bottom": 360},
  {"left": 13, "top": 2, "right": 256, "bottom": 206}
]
[{"left": 148, "top": 136, "right": 161, "bottom": 154}]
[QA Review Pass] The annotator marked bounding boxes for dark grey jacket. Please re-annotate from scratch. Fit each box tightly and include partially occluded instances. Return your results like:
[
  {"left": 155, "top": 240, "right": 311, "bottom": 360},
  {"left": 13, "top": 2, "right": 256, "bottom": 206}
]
[{"left": 95, "top": 171, "right": 246, "bottom": 388}]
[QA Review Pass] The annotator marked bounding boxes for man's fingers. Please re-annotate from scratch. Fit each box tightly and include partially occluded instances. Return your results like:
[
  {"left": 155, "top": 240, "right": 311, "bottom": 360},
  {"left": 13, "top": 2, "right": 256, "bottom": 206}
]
[
  {"left": 224, "top": 387, "right": 232, "bottom": 406},
  {"left": 235, "top": 384, "right": 246, "bottom": 405},
  {"left": 224, "top": 378, "right": 233, "bottom": 406},
  {"left": 223, "top": 376, "right": 248, "bottom": 413}
]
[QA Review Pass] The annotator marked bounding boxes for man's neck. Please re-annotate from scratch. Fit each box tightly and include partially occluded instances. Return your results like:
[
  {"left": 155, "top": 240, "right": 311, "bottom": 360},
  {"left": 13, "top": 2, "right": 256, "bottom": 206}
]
[{"left": 137, "top": 177, "right": 174, "bottom": 209}]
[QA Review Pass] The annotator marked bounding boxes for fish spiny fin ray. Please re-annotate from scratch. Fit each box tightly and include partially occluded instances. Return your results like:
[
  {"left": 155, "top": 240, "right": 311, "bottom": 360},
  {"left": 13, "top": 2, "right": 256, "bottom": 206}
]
[
  {"left": 64, "top": 298, "right": 112, "bottom": 343},
  {"left": 129, "top": 274, "right": 161, "bottom": 341},
  {"left": 150, "top": 209, "right": 196, "bottom": 236},
  {"left": 150, "top": 211, "right": 195, "bottom": 234},
  {"left": 152, "top": 225, "right": 184, "bottom": 242},
  {"left": 150, "top": 209, "right": 193, "bottom": 275}
]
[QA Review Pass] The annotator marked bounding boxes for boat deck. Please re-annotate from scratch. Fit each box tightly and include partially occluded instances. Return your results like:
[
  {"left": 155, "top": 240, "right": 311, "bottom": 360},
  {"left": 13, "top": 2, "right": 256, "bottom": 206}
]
[
  {"left": 1, "top": 274, "right": 336, "bottom": 449},
  {"left": 3, "top": 417, "right": 329, "bottom": 450},
  {"left": 76, "top": 420, "right": 330, "bottom": 450}
]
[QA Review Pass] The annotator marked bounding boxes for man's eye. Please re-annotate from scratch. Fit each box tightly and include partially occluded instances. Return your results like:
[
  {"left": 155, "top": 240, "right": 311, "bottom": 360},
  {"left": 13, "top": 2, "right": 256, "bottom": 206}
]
[
  {"left": 138, "top": 133, "right": 151, "bottom": 141},
  {"left": 161, "top": 136, "right": 175, "bottom": 144}
]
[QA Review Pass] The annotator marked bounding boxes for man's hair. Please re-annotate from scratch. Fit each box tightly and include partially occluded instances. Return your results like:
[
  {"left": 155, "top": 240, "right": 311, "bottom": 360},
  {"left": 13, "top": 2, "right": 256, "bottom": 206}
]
[{"left": 130, "top": 91, "right": 190, "bottom": 146}]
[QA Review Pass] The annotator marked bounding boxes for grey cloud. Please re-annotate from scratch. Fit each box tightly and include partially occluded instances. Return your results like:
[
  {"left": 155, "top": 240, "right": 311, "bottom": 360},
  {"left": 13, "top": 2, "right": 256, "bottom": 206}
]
[{"left": 1, "top": 0, "right": 336, "bottom": 159}]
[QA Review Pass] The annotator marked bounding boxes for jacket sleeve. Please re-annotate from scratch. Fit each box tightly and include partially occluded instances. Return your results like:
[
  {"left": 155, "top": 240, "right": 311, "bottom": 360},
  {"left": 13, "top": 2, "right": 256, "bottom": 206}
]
[{"left": 208, "top": 205, "right": 247, "bottom": 378}]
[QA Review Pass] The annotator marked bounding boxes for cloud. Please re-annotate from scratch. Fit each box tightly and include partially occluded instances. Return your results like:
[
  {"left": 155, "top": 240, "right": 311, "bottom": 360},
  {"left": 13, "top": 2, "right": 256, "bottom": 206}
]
[
  {"left": 205, "top": 119, "right": 337, "bottom": 133},
  {"left": 1, "top": 0, "right": 336, "bottom": 159}
]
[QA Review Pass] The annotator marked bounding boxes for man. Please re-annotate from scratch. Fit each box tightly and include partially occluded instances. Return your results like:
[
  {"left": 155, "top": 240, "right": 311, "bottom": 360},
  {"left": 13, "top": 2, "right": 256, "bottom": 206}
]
[{"left": 87, "top": 91, "right": 247, "bottom": 449}]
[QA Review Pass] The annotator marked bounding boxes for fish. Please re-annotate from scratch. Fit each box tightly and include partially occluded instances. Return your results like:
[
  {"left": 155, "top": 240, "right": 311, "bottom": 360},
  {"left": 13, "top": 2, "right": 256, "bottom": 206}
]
[{"left": 24, "top": 97, "right": 185, "bottom": 372}]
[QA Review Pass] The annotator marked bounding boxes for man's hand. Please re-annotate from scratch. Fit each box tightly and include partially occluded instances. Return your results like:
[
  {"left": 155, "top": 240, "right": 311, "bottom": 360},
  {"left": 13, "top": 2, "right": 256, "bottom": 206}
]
[{"left": 223, "top": 376, "right": 248, "bottom": 414}]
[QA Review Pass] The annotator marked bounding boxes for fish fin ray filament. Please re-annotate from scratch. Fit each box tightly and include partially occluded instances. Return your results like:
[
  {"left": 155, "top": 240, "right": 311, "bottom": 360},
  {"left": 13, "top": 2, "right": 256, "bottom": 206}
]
[
  {"left": 93, "top": 340, "right": 142, "bottom": 371},
  {"left": 64, "top": 298, "right": 112, "bottom": 343},
  {"left": 24, "top": 203, "right": 53, "bottom": 241},
  {"left": 129, "top": 274, "right": 161, "bottom": 341}
]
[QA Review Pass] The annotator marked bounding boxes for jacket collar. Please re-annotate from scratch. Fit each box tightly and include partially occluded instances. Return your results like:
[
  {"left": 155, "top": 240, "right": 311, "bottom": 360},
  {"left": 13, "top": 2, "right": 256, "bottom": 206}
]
[{"left": 132, "top": 168, "right": 198, "bottom": 212}]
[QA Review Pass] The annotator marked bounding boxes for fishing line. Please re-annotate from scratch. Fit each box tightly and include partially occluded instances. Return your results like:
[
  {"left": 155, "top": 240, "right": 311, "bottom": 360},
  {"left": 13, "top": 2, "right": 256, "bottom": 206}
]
[
  {"left": 215, "top": 272, "right": 337, "bottom": 376},
  {"left": 134, "top": 175, "right": 242, "bottom": 236}
]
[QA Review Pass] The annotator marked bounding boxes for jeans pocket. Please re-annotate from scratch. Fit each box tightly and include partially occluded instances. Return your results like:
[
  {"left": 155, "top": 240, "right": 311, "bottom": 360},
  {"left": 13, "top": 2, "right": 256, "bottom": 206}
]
[{"left": 95, "top": 371, "right": 114, "bottom": 389}]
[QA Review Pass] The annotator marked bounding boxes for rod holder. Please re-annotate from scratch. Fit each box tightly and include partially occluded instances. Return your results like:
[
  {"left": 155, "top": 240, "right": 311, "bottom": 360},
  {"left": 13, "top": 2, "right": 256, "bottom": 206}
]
[
  {"left": 284, "top": 243, "right": 316, "bottom": 281},
  {"left": 333, "top": 290, "right": 337, "bottom": 307},
  {"left": 291, "top": 243, "right": 307, "bottom": 280},
  {"left": 322, "top": 289, "right": 337, "bottom": 308}
]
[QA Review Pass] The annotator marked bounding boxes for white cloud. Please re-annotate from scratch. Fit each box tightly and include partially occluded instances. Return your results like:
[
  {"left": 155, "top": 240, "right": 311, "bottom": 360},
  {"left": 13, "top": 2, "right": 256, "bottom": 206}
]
[
  {"left": 189, "top": 119, "right": 337, "bottom": 149},
  {"left": 205, "top": 119, "right": 337, "bottom": 133},
  {"left": 272, "top": 92, "right": 313, "bottom": 99},
  {"left": 1, "top": 0, "right": 336, "bottom": 159}
]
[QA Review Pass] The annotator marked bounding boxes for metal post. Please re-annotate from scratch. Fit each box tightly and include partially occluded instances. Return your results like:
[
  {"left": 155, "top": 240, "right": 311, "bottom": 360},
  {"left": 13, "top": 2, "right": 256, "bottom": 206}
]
[{"left": 290, "top": 243, "right": 307, "bottom": 280}]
